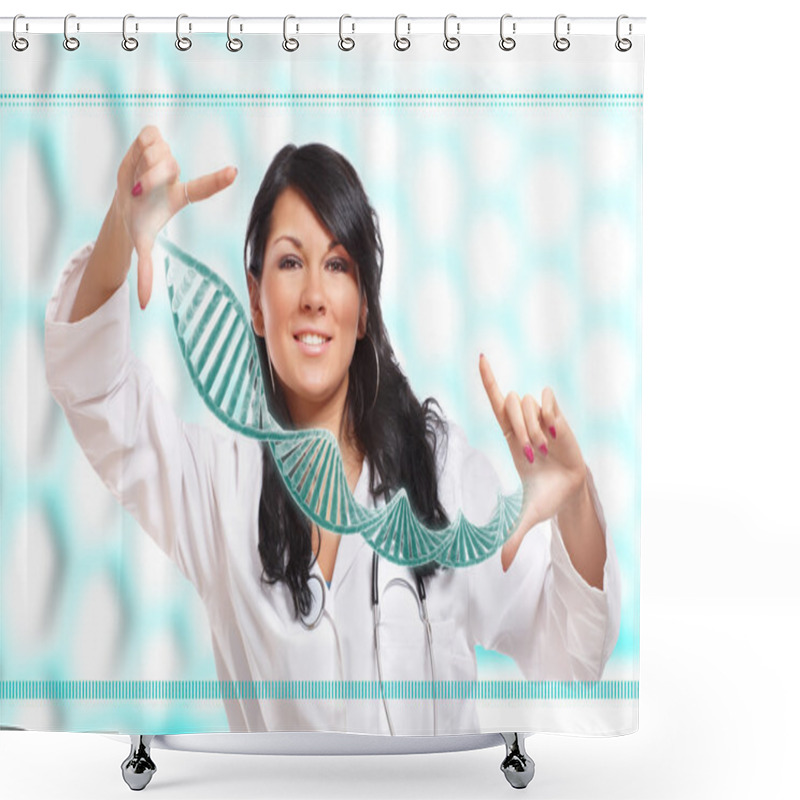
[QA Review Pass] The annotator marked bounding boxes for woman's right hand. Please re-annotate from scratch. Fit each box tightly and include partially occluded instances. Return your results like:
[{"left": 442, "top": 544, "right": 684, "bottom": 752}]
[{"left": 115, "top": 125, "right": 238, "bottom": 310}]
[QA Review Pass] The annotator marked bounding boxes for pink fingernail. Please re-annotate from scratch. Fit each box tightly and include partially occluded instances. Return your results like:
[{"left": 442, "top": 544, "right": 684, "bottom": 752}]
[
  {"left": 524, "top": 445, "right": 534, "bottom": 464},
  {"left": 132, "top": 181, "right": 142, "bottom": 197},
  {"left": 549, "top": 426, "right": 557, "bottom": 439},
  {"left": 539, "top": 444, "right": 548, "bottom": 456}
]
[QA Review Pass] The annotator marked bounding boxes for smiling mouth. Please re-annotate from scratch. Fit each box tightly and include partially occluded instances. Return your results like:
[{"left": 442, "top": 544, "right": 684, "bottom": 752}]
[
  {"left": 293, "top": 334, "right": 333, "bottom": 356},
  {"left": 294, "top": 334, "right": 332, "bottom": 346}
]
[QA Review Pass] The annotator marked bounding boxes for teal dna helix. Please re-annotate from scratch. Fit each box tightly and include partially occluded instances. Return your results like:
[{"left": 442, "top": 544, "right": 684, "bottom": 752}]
[{"left": 159, "top": 234, "right": 524, "bottom": 567}]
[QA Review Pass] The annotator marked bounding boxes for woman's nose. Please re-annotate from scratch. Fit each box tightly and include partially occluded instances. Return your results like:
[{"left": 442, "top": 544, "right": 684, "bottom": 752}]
[{"left": 300, "top": 266, "right": 326, "bottom": 312}]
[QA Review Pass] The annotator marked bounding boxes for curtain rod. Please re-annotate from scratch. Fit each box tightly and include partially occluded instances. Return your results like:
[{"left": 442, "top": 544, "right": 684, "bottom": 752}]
[{"left": 0, "top": 16, "right": 646, "bottom": 37}]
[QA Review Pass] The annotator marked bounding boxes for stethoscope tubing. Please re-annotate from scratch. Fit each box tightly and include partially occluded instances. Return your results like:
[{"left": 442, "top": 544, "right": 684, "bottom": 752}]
[
  {"left": 299, "top": 552, "right": 439, "bottom": 735},
  {"left": 371, "top": 551, "right": 438, "bottom": 736}
]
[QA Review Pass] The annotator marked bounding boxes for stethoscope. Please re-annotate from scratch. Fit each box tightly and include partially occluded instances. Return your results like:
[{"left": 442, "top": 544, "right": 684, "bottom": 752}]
[{"left": 299, "top": 551, "right": 439, "bottom": 735}]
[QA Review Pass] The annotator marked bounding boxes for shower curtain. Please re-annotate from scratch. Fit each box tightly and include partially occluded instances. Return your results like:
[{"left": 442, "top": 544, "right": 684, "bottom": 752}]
[{"left": 0, "top": 19, "right": 642, "bottom": 738}]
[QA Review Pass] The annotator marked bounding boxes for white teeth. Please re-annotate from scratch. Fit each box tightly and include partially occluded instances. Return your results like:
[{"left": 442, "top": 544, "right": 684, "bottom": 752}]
[{"left": 298, "top": 334, "right": 328, "bottom": 345}]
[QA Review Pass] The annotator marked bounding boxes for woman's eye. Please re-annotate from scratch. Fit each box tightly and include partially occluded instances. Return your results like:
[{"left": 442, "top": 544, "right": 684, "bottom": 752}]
[{"left": 278, "top": 256, "right": 348, "bottom": 273}]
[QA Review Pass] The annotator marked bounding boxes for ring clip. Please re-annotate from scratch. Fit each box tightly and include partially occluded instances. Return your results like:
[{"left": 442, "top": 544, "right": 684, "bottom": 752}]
[
  {"left": 499, "top": 13, "right": 516, "bottom": 51},
  {"left": 176, "top": 14, "right": 192, "bottom": 51},
  {"left": 122, "top": 14, "right": 138, "bottom": 52},
  {"left": 12, "top": 14, "right": 29, "bottom": 52},
  {"left": 443, "top": 14, "right": 460, "bottom": 51},
  {"left": 226, "top": 15, "right": 243, "bottom": 52},
  {"left": 63, "top": 14, "right": 80, "bottom": 51},
  {"left": 339, "top": 15, "right": 355, "bottom": 51},
  {"left": 394, "top": 14, "right": 411, "bottom": 51},
  {"left": 615, "top": 15, "right": 632, "bottom": 52},
  {"left": 283, "top": 15, "right": 299, "bottom": 52},
  {"left": 553, "top": 14, "right": 570, "bottom": 52}
]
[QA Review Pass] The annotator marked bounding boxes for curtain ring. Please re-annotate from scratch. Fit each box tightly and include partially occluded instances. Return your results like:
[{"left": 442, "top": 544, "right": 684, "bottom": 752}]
[
  {"left": 443, "top": 14, "right": 460, "bottom": 51},
  {"left": 394, "top": 14, "right": 411, "bottom": 51},
  {"left": 499, "top": 13, "right": 516, "bottom": 51},
  {"left": 553, "top": 14, "right": 570, "bottom": 52},
  {"left": 63, "top": 14, "right": 80, "bottom": 51},
  {"left": 122, "top": 14, "right": 138, "bottom": 51},
  {"left": 283, "top": 15, "right": 299, "bottom": 52},
  {"left": 176, "top": 14, "right": 192, "bottom": 51},
  {"left": 615, "top": 15, "right": 632, "bottom": 52},
  {"left": 226, "top": 15, "right": 243, "bottom": 52},
  {"left": 339, "top": 14, "right": 355, "bottom": 51},
  {"left": 12, "top": 14, "right": 29, "bottom": 52}
]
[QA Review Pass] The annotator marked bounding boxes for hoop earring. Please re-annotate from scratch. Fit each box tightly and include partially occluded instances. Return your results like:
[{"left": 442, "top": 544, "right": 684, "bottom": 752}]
[{"left": 366, "top": 333, "right": 380, "bottom": 412}]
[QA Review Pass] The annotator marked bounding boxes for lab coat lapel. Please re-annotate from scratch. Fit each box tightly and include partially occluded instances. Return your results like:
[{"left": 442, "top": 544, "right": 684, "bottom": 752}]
[{"left": 330, "top": 457, "right": 377, "bottom": 593}]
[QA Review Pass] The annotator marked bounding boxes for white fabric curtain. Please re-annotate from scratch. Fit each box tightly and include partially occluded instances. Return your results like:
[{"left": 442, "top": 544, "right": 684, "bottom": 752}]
[{"left": 0, "top": 17, "right": 643, "bottom": 737}]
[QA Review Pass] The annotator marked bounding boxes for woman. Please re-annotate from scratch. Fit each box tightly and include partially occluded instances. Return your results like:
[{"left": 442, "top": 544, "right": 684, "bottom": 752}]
[{"left": 45, "top": 125, "right": 620, "bottom": 735}]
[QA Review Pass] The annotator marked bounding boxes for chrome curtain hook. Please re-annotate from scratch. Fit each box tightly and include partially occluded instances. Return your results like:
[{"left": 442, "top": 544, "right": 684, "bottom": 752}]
[
  {"left": 176, "top": 13, "right": 192, "bottom": 51},
  {"left": 615, "top": 14, "right": 632, "bottom": 52},
  {"left": 12, "top": 14, "right": 29, "bottom": 52},
  {"left": 226, "top": 15, "right": 243, "bottom": 51},
  {"left": 122, "top": 14, "right": 138, "bottom": 51},
  {"left": 499, "top": 13, "right": 516, "bottom": 51},
  {"left": 553, "top": 14, "right": 570, "bottom": 51},
  {"left": 63, "top": 13, "right": 80, "bottom": 51},
  {"left": 443, "top": 13, "right": 460, "bottom": 51},
  {"left": 394, "top": 14, "right": 410, "bottom": 51},
  {"left": 339, "top": 14, "right": 355, "bottom": 51},
  {"left": 283, "top": 15, "right": 299, "bottom": 52}
]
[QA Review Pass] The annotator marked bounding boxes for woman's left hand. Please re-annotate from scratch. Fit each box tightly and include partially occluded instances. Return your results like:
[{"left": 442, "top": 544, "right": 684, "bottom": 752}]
[{"left": 479, "top": 354, "right": 588, "bottom": 572}]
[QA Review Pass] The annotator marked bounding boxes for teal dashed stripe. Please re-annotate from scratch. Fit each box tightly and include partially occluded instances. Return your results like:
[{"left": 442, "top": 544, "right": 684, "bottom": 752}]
[
  {"left": 0, "top": 680, "right": 639, "bottom": 701},
  {"left": 0, "top": 92, "right": 644, "bottom": 108}
]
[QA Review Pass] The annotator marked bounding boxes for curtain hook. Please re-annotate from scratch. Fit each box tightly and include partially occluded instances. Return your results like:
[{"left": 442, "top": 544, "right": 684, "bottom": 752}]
[
  {"left": 12, "top": 14, "right": 29, "bottom": 52},
  {"left": 176, "top": 13, "right": 192, "bottom": 51},
  {"left": 122, "top": 14, "right": 138, "bottom": 51},
  {"left": 553, "top": 14, "right": 570, "bottom": 52},
  {"left": 615, "top": 15, "right": 632, "bottom": 52},
  {"left": 226, "top": 15, "right": 243, "bottom": 52},
  {"left": 283, "top": 15, "right": 299, "bottom": 52},
  {"left": 339, "top": 14, "right": 355, "bottom": 51},
  {"left": 63, "top": 14, "right": 80, "bottom": 51},
  {"left": 499, "top": 13, "right": 516, "bottom": 51},
  {"left": 443, "top": 13, "right": 460, "bottom": 51},
  {"left": 394, "top": 14, "right": 411, "bottom": 51}
]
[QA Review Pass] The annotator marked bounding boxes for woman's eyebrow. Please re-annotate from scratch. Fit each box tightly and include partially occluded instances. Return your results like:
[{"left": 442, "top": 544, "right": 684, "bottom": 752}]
[{"left": 273, "top": 234, "right": 342, "bottom": 252}]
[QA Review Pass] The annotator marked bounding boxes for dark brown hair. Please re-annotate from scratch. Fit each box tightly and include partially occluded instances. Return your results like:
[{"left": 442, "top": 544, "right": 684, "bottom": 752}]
[{"left": 244, "top": 143, "right": 448, "bottom": 618}]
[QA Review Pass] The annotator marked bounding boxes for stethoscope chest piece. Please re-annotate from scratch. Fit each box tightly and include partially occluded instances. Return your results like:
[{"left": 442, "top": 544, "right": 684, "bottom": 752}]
[{"left": 300, "top": 573, "right": 326, "bottom": 630}]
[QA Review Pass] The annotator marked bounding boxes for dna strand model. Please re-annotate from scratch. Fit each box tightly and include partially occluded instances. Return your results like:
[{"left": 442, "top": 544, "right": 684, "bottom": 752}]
[{"left": 160, "top": 234, "right": 523, "bottom": 568}]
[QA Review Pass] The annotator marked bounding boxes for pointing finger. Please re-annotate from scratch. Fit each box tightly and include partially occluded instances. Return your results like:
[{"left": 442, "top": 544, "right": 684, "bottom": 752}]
[
  {"left": 182, "top": 165, "right": 238, "bottom": 208},
  {"left": 479, "top": 354, "right": 508, "bottom": 433}
]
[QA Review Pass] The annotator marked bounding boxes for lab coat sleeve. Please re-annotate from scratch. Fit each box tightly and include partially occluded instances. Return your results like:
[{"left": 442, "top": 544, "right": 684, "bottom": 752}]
[
  {"left": 44, "top": 240, "right": 251, "bottom": 599},
  {"left": 440, "top": 421, "right": 621, "bottom": 681}
]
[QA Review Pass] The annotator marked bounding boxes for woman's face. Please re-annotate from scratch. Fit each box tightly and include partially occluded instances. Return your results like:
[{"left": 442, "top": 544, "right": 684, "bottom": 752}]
[{"left": 248, "top": 186, "right": 368, "bottom": 426}]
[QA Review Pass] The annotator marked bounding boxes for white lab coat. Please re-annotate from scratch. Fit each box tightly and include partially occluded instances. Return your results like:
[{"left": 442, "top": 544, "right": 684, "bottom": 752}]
[{"left": 44, "top": 241, "right": 621, "bottom": 735}]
